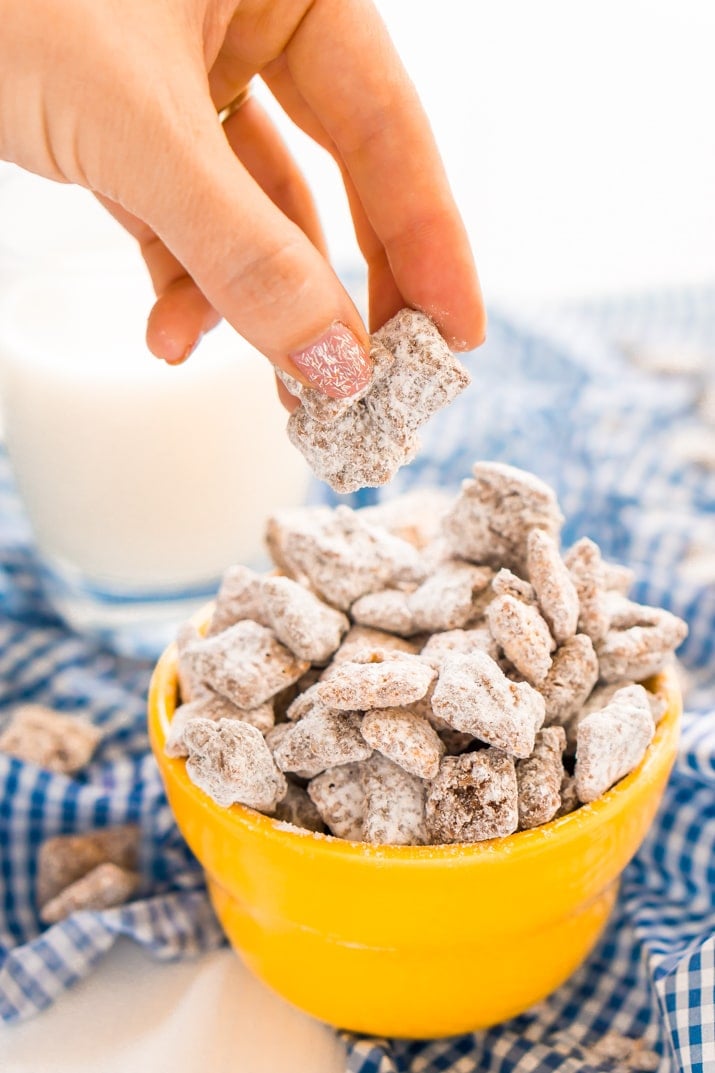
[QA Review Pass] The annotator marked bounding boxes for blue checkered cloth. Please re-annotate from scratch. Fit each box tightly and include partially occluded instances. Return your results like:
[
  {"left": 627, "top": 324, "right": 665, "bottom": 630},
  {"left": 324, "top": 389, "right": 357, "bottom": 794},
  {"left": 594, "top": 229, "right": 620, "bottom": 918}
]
[{"left": 1, "top": 289, "right": 714, "bottom": 1072}]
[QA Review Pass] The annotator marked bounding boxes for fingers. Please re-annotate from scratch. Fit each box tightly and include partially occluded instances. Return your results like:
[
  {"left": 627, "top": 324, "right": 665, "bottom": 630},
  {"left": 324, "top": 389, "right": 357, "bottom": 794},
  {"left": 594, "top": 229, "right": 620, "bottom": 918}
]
[{"left": 275, "top": 0, "right": 486, "bottom": 349}]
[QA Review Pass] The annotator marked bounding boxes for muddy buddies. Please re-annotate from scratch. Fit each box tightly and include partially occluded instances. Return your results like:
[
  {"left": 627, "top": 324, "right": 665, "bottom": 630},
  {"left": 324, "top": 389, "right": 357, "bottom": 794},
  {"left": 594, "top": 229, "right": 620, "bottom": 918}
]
[{"left": 169, "top": 461, "right": 688, "bottom": 846}]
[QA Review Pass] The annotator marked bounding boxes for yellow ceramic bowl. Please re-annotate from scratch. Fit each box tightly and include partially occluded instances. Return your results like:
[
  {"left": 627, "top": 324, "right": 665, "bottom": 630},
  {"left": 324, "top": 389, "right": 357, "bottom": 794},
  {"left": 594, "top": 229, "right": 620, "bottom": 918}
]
[{"left": 148, "top": 637, "right": 681, "bottom": 1039}]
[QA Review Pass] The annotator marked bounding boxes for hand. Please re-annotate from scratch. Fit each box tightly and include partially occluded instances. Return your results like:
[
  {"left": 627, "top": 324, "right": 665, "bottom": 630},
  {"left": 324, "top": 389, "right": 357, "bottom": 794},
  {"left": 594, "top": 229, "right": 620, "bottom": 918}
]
[{"left": 0, "top": 0, "right": 485, "bottom": 402}]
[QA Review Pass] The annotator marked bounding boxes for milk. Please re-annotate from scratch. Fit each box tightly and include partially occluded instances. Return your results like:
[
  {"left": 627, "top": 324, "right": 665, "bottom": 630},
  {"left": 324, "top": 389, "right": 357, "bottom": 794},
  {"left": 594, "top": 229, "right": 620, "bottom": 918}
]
[{"left": 0, "top": 267, "right": 310, "bottom": 654}]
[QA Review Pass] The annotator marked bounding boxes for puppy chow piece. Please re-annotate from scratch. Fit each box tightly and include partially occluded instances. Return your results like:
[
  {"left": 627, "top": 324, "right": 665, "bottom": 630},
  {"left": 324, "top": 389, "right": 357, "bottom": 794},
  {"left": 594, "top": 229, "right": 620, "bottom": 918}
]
[
  {"left": 0, "top": 704, "right": 101, "bottom": 775},
  {"left": 261, "top": 575, "right": 349, "bottom": 663},
  {"left": 408, "top": 561, "right": 494, "bottom": 632},
  {"left": 276, "top": 340, "right": 393, "bottom": 424},
  {"left": 272, "top": 668, "right": 322, "bottom": 723},
  {"left": 555, "top": 773, "right": 580, "bottom": 818},
  {"left": 486, "top": 593, "right": 555, "bottom": 685},
  {"left": 40, "top": 862, "right": 140, "bottom": 924},
  {"left": 516, "top": 726, "right": 566, "bottom": 829},
  {"left": 207, "top": 564, "right": 268, "bottom": 636},
  {"left": 37, "top": 825, "right": 141, "bottom": 910},
  {"left": 269, "top": 505, "right": 425, "bottom": 610},
  {"left": 332, "top": 624, "right": 420, "bottom": 663},
  {"left": 564, "top": 537, "right": 610, "bottom": 643},
  {"left": 184, "top": 718, "right": 287, "bottom": 810},
  {"left": 538, "top": 634, "right": 599, "bottom": 726},
  {"left": 350, "top": 588, "right": 417, "bottom": 637},
  {"left": 271, "top": 708, "right": 372, "bottom": 778},
  {"left": 420, "top": 627, "right": 499, "bottom": 670},
  {"left": 574, "top": 685, "right": 655, "bottom": 803},
  {"left": 579, "top": 680, "right": 668, "bottom": 724},
  {"left": 265, "top": 506, "right": 333, "bottom": 581},
  {"left": 316, "top": 653, "right": 436, "bottom": 711},
  {"left": 526, "top": 529, "right": 579, "bottom": 644},
  {"left": 443, "top": 461, "right": 564, "bottom": 573},
  {"left": 271, "top": 782, "right": 327, "bottom": 833},
  {"left": 357, "top": 488, "right": 453, "bottom": 549},
  {"left": 176, "top": 622, "right": 213, "bottom": 702},
  {"left": 308, "top": 763, "right": 366, "bottom": 840},
  {"left": 185, "top": 620, "right": 309, "bottom": 709},
  {"left": 361, "top": 707, "right": 444, "bottom": 780},
  {"left": 596, "top": 607, "right": 688, "bottom": 682},
  {"left": 491, "top": 568, "right": 536, "bottom": 603},
  {"left": 165, "top": 693, "right": 274, "bottom": 758},
  {"left": 360, "top": 753, "right": 428, "bottom": 845},
  {"left": 603, "top": 561, "right": 635, "bottom": 595},
  {"left": 426, "top": 750, "right": 518, "bottom": 843},
  {"left": 431, "top": 651, "right": 545, "bottom": 758}
]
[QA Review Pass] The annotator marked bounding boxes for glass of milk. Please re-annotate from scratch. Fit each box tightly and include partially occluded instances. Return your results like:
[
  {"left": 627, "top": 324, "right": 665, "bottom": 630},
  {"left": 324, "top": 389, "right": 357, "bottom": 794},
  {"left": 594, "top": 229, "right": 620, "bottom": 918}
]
[{"left": 0, "top": 265, "right": 310, "bottom": 658}]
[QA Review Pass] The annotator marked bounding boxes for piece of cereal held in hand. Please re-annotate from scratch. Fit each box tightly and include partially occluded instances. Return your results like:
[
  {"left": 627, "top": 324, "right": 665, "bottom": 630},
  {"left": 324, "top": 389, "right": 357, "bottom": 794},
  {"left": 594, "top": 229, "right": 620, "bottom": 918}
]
[
  {"left": 165, "top": 693, "right": 274, "bottom": 758},
  {"left": 574, "top": 685, "right": 655, "bottom": 803},
  {"left": 183, "top": 718, "right": 287, "bottom": 810},
  {"left": 271, "top": 708, "right": 372, "bottom": 778},
  {"left": 516, "top": 726, "right": 566, "bottom": 829},
  {"left": 308, "top": 763, "right": 366, "bottom": 840},
  {"left": 0, "top": 704, "right": 101, "bottom": 775},
  {"left": 40, "top": 861, "right": 140, "bottom": 924},
  {"left": 207, "top": 564, "right": 269, "bottom": 635},
  {"left": 316, "top": 652, "right": 436, "bottom": 711},
  {"left": 408, "top": 561, "right": 494, "bottom": 632},
  {"left": 261, "top": 575, "right": 349, "bottom": 663},
  {"left": 271, "top": 782, "right": 327, "bottom": 833},
  {"left": 596, "top": 605, "right": 688, "bottom": 682},
  {"left": 538, "top": 634, "right": 599, "bottom": 726},
  {"left": 360, "top": 753, "right": 429, "bottom": 845},
  {"left": 431, "top": 651, "right": 545, "bottom": 758},
  {"left": 276, "top": 341, "right": 394, "bottom": 424},
  {"left": 564, "top": 537, "right": 610, "bottom": 643},
  {"left": 426, "top": 750, "right": 519, "bottom": 843},
  {"left": 486, "top": 594, "right": 555, "bottom": 686},
  {"left": 443, "top": 461, "right": 564, "bottom": 573},
  {"left": 526, "top": 529, "right": 579, "bottom": 644},
  {"left": 185, "top": 620, "right": 309, "bottom": 709},
  {"left": 360, "top": 707, "right": 445, "bottom": 780}
]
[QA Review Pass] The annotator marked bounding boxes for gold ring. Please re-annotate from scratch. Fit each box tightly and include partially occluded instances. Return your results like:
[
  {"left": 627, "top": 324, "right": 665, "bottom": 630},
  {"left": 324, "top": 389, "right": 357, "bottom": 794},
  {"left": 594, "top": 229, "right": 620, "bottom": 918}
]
[{"left": 218, "top": 85, "right": 252, "bottom": 124}]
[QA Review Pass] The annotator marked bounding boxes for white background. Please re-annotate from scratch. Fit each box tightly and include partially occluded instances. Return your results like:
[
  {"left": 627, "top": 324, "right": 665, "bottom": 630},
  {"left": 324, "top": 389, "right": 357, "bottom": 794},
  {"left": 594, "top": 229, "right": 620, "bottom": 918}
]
[{"left": 1, "top": 2, "right": 714, "bottom": 1072}]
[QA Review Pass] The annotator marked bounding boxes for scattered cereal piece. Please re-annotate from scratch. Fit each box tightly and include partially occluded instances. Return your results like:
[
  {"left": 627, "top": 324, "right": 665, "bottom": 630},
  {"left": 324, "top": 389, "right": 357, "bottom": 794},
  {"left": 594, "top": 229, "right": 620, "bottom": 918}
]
[
  {"left": 308, "top": 763, "right": 366, "bottom": 840},
  {"left": 184, "top": 620, "right": 309, "bottom": 709},
  {"left": 596, "top": 606, "right": 688, "bottom": 682},
  {"left": 0, "top": 704, "right": 101, "bottom": 775},
  {"left": 316, "top": 653, "right": 436, "bottom": 711},
  {"left": 443, "top": 461, "right": 564, "bottom": 573},
  {"left": 491, "top": 568, "right": 536, "bottom": 603},
  {"left": 587, "top": 1029, "right": 660, "bottom": 1071},
  {"left": 486, "top": 593, "right": 555, "bottom": 685},
  {"left": 165, "top": 693, "right": 274, "bottom": 758},
  {"left": 184, "top": 718, "right": 287, "bottom": 810},
  {"left": 564, "top": 537, "right": 610, "bottom": 643},
  {"left": 431, "top": 652, "right": 545, "bottom": 758},
  {"left": 526, "top": 529, "right": 579, "bottom": 644},
  {"left": 426, "top": 750, "right": 519, "bottom": 843},
  {"left": 261, "top": 575, "right": 349, "bottom": 663},
  {"left": 350, "top": 589, "right": 417, "bottom": 637},
  {"left": 516, "top": 726, "right": 566, "bottom": 829},
  {"left": 538, "top": 634, "right": 599, "bottom": 726},
  {"left": 360, "top": 753, "right": 429, "bottom": 845},
  {"left": 207, "top": 564, "right": 269, "bottom": 635},
  {"left": 420, "top": 627, "right": 499, "bottom": 670},
  {"left": 40, "top": 862, "right": 140, "bottom": 924},
  {"left": 333, "top": 624, "right": 420, "bottom": 663},
  {"left": 271, "top": 782, "right": 327, "bottom": 833},
  {"left": 574, "top": 685, "right": 655, "bottom": 802},
  {"left": 271, "top": 708, "right": 372, "bottom": 778},
  {"left": 408, "top": 561, "right": 494, "bottom": 632},
  {"left": 360, "top": 707, "right": 444, "bottom": 780},
  {"left": 37, "top": 826, "right": 140, "bottom": 909}
]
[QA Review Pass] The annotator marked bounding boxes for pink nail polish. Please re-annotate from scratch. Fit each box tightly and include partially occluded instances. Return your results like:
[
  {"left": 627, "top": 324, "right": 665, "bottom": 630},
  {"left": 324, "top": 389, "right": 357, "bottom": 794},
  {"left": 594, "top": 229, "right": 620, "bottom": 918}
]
[{"left": 289, "top": 323, "right": 371, "bottom": 398}]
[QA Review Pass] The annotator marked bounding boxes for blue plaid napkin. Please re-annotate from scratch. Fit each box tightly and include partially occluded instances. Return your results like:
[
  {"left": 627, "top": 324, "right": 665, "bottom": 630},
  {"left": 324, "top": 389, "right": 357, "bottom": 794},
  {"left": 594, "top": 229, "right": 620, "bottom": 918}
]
[{"left": 1, "top": 289, "right": 714, "bottom": 1072}]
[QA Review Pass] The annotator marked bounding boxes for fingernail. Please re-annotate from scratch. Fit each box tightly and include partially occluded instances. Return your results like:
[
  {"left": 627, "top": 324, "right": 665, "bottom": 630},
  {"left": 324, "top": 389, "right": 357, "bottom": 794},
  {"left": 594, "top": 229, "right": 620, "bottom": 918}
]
[
  {"left": 166, "top": 334, "right": 202, "bottom": 366},
  {"left": 289, "top": 322, "right": 371, "bottom": 398}
]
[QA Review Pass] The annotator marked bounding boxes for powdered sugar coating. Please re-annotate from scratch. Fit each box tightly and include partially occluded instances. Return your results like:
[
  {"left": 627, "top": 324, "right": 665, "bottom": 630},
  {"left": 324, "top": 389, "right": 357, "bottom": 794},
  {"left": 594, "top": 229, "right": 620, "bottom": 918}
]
[
  {"left": 487, "top": 593, "right": 555, "bottom": 685},
  {"left": 40, "top": 861, "right": 140, "bottom": 924},
  {"left": 426, "top": 750, "right": 519, "bottom": 843},
  {"left": 308, "top": 763, "right": 366, "bottom": 840},
  {"left": 574, "top": 685, "right": 655, "bottom": 803},
  {"left": 350, "top": 589, "right": 416, "bottom": 636},
  {"left": 516, "top": 726, "right": 566, "bottom": 829},
  {"left": 333, "top": 624, "right": 420, "bottom": 663},
  {"left": 0, "top": 704, "right": 101, "bottom": 775},
  {"left": 538, "top": 634, "right": 599, "bottom": 726},
  {"left": 165, "top": 693, "right": 274, "bottom": 757},
  {"left": 580, "top": 680, "right": 669, "bottom": 725},
  {"left": 183, "top": 718, "right": 287, "bottom": 810},
  {"left": 287, "top": 309, "right": 470, "bottom": 493},
  {"left": 36, "top": 825, "right": 140, "bottom": 909},
  {"left": 360, "top": 753, "right": 428, "bottom": 845},
  {"left": 409, "top": 561, "right": 493, "bottom": 632},
  {"left": 358, "top": 488, "right": 453, "bottom": 549},
  {"left": 491, "top": 568, "right": 536, "bottom": 603},
  {"left": 316, "top": 653, "right": 436, "bottom": 711},
  {"left": 361, "top": 707, "right": 444, "bottom": 779},
  {"left": 271, "top": 708, "right": 372, "bottom": 778},
  {"left": 261, "top": 575, "right": 349, "bottom": 663},
  {"left": 596, "top": 607, "right": 688, "bottom": 682},
  {"left": 443, "top": 461, "right": 564, "bottom": 573},
  {"left": 207, "top": 564, "right": 269, "bottom": 636},
  {"left": 431, "top": 651, "right": 546, "bottom": 758},
  {"left": 420, "top": 626, "right": 499, "bottom": 670},
  {"left": 564, "top": 537, "right": 610, "bottom": 643},
  {"left": 271, "top": 782, "right": 326, "bottom": 833},
  {"left": 184, "top": 620, "right": 309, "bottom": 709},
  {"left": 603, "top": 561, "right": 635, "bottom": 595},
  {"left": 526, "top": 529, "right": 579, "bottom": 644}
]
